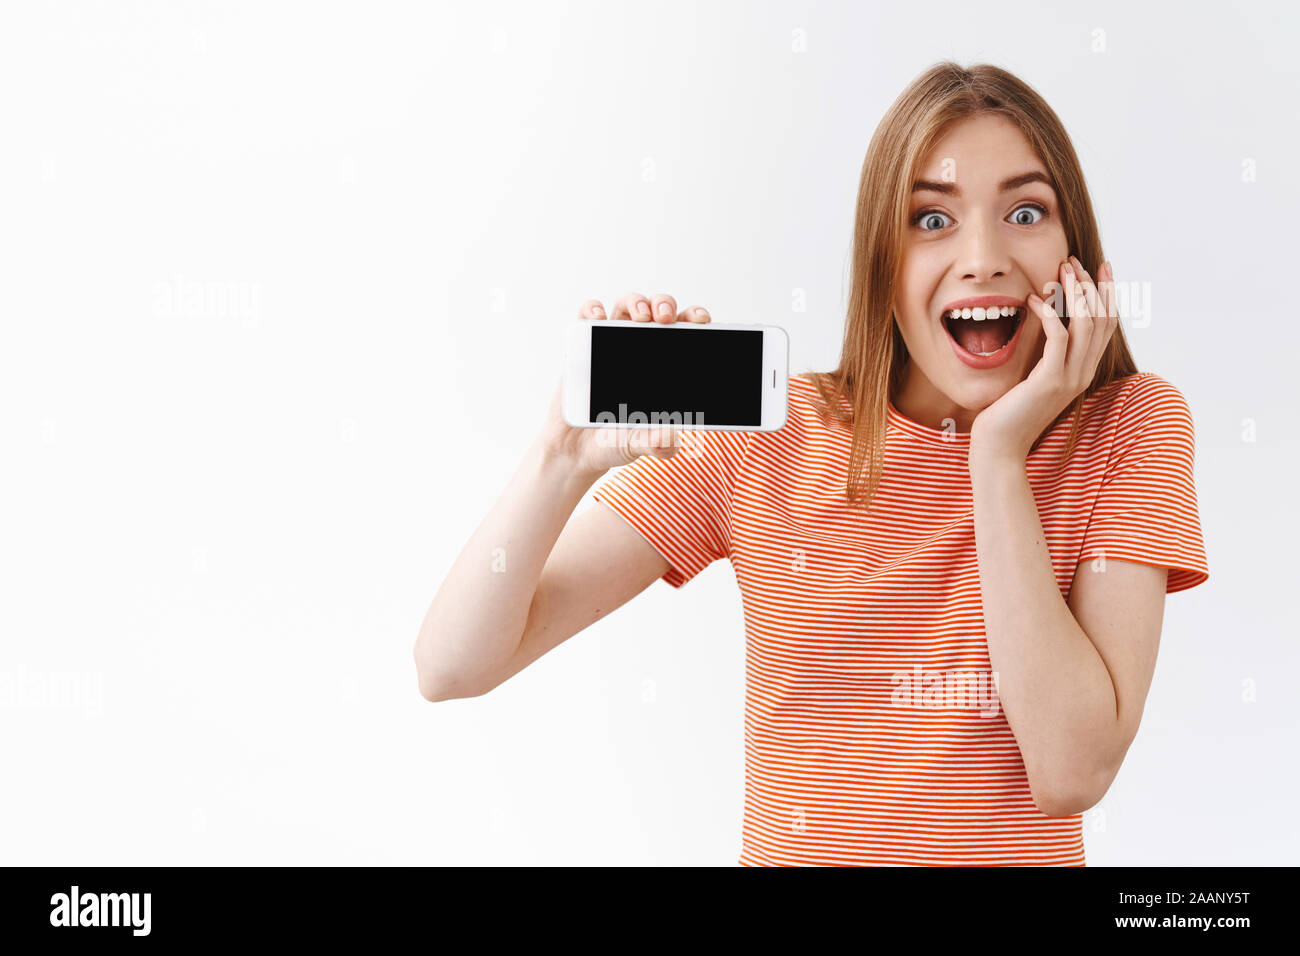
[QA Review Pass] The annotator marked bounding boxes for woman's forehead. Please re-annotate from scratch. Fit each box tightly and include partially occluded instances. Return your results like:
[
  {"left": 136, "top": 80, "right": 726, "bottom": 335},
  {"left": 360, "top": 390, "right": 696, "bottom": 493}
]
[
  {"left": 914, "top": 122, "right": 1049, "bottom": 196},
  {"left": 922, "top": 115, "right": 1037, "bottom": 165}
]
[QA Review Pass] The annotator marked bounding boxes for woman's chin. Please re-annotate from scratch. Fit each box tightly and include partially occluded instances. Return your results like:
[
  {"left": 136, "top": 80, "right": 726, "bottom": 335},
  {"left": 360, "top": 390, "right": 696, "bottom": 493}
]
[{"left": 937, "top": 378, "right": 1016, "bottom": 412}]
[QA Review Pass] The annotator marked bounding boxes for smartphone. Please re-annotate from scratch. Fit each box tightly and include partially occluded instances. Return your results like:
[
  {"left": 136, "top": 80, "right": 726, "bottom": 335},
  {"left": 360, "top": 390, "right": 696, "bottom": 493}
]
[{"left": 562, "top": 318, "right": 788, "bottom": 431}]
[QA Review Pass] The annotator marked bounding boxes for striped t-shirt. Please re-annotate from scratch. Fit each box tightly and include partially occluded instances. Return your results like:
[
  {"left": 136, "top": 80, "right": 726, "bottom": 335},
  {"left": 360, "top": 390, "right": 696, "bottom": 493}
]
[{"left": 591, "top": 370, "right": 1209, "bottom": 866}]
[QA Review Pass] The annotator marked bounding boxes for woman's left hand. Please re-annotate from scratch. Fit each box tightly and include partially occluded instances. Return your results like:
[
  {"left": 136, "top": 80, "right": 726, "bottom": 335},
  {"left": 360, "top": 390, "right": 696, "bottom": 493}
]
[{"left": 969, "top": 255, "right": 1120, "bottom": 463}]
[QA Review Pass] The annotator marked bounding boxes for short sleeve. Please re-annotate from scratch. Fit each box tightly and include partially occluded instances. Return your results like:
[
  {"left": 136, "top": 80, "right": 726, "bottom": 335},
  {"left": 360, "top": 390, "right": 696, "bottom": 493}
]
[
  {"left": 590, "top": 428, "right": 754, "bottom": 589},
  {"left": 1078, "top": 375, "right": 1209, "bottom": 593}
]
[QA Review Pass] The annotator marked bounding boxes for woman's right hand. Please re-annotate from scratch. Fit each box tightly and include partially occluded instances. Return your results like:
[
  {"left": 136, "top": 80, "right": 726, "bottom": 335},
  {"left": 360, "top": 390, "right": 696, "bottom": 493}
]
[{"left": 540, "top": 292, "right": 713, "bottom": 478}]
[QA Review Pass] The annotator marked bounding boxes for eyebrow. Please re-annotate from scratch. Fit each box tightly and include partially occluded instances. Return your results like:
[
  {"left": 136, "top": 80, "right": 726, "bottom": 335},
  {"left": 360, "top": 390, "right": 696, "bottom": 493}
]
[{"left": 911, "top": 170, "right": 1054, "bottom": 196}]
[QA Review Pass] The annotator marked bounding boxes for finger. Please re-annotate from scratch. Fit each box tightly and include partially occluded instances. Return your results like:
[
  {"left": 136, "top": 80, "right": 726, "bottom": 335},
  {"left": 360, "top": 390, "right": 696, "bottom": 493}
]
[
  {"left": 1068, "top": 258, "right": 1113, "bottom": 378},
  {"left": 649, "top": 293, "right": 678, "bottom": 324},
  {"left": 1028, "top": 291, "right": 1068, "bottom": 371},
  {"left": 1097, "top": 260, "right": 1120, "bottom": 321},
  {"left": 624, "top": 425, "right": 680, "bottom": 462},
  {"left": 1063, "top": 262, "right": 1094, "bottom": 381},
  {"left": 644, "top": 425, "right": 681, "bottom": 458},
  {"left": 1083, "top": 262, "right": 1121, "bottom": 371},
  {"left": 1068, "top": 255, "right": 1103, "bottom": 319},
  {"left": 682, "top": 305, "right": 711, "bottom": 323},
  {"left": 1082, "top": 307, "right": 1117, "bottom": 380},
  {"left": 611, "top": 293, "right": 653, "bottom": 322},
  {"left": 579, "top": 298, "right": 606, "bottom": 319}
]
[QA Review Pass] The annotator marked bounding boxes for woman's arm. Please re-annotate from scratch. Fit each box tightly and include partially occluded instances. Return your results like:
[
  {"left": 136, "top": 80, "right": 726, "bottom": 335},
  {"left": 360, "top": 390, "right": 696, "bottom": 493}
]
[
  {"left": 413, "top": 435, "right": 668, "bottom": 701},
  {"left": 970, "top": 452, "right": 1166, "bottom": 817},
  {"left": 414, "top": 292, "right": 709, "bottom": 701},
  {"left": 967, "top": 256, "right": 1170, "bottom": 817}
]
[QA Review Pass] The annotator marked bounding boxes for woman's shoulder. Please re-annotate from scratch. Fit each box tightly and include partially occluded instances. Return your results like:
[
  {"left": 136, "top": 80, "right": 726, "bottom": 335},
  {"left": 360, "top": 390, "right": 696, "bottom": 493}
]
[
  {"left": 1081, "top": 371, "right": 1197, "bottom": 446},
  {"left": 1086, "top": 371, "right": 1193, "bottom": 418},
  {"left": 786, "top": 371, "right": 852, "bottom": 416},
  {"left": 752, "top": 372, "right": 851, "bottom": 440}
]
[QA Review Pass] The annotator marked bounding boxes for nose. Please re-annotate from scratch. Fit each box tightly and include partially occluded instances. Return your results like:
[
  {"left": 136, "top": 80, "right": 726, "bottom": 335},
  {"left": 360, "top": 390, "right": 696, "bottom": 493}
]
[{"left": 956, "top": 213, "right": 1011, "bottom": 282}]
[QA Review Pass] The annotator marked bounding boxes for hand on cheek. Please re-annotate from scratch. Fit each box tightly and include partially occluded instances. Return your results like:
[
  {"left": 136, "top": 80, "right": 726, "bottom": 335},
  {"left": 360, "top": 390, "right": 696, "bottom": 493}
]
[{"left": 970, "top": 255, "right": 1120, "bottom": 461}]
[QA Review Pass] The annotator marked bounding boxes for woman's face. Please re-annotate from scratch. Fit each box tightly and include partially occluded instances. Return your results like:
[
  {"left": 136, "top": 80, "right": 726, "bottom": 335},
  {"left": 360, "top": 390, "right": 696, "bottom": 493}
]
[{"left": 894, "top": 112, "right": 1069, "bottom": 429}]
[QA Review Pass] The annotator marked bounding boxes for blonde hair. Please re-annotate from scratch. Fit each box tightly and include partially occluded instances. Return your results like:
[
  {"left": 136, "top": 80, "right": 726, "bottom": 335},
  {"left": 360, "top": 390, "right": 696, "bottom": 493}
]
[{"left": 809, "top": 60, "right": 1138, "bottom": 509}]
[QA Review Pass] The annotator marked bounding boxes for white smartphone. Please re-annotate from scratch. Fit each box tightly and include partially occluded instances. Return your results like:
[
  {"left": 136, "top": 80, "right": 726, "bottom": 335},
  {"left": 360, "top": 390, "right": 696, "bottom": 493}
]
[{"left": 562, "top": 318, "right": 788, "bottom": 431}]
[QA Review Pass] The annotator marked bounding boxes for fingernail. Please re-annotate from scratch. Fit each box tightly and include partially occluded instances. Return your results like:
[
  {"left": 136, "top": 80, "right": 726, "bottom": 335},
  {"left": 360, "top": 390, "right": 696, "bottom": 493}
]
[
  {"left": 1063, "top": 263, "right": 1074, "bottom": 277},
  {"left": 592, "top": 306, "right": 604, "bottom": 317},
  {"left": 694, "top": 308, "right": 707, "bottom": 319},
  {"left": 637, "top": 302, "right": 650, "bottom": 317},
  {"left": 657, "top": 302, "right": 671, "bottom": 316}
]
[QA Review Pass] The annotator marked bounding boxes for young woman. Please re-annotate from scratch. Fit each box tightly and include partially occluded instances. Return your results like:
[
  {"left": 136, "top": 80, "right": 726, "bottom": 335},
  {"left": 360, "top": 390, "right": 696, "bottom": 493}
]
[{"left": 414, "top": 61, "right": 1209, "bottom": 866}]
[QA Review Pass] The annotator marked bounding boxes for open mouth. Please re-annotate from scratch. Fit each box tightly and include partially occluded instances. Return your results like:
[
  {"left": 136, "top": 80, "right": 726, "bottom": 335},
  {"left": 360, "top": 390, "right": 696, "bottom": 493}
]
[{"left": 942, "top": 306, "right": 1023, "bottom": 357}]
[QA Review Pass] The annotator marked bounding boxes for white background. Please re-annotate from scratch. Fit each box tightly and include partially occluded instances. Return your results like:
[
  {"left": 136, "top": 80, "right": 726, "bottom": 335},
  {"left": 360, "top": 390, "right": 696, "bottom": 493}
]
[{"left": 2, "top": 0, "right": 1295, "bottom": 865}]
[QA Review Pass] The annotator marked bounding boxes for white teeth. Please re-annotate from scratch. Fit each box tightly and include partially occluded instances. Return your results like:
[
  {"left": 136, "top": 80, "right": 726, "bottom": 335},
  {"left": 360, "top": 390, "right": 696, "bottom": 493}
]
[{"left": 947, "top": 305, "right": 1020, "bottom": 322}]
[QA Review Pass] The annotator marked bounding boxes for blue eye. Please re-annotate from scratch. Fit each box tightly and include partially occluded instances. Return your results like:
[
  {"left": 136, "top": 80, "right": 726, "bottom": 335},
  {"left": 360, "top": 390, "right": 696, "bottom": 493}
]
[
  {"left": 1009, "top": 202, "right": 1046, "bottom": 226},
  {"left": 913, "top": 210, "right": 952, "bottom": 231}
]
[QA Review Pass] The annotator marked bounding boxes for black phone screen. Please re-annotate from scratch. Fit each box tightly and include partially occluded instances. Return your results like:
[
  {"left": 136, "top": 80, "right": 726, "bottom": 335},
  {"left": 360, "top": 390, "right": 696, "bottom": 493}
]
[{"left": 589, "top": 325, "right": 764, "bottom": 427}]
